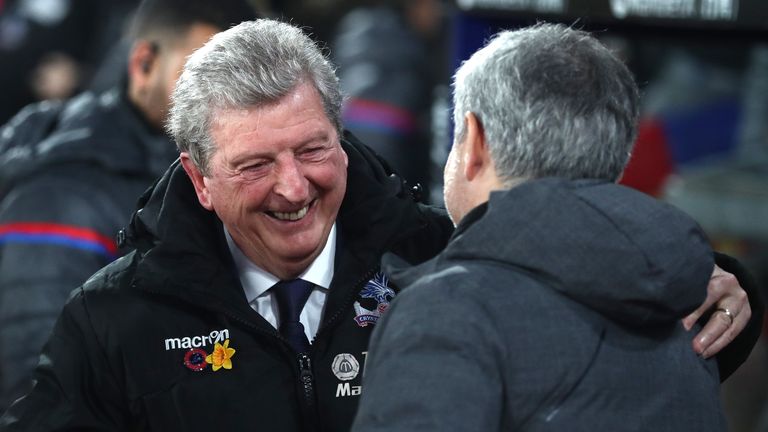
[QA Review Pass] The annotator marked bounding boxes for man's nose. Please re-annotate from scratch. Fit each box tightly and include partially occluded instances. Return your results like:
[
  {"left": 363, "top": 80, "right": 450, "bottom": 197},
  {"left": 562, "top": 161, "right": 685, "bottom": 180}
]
[{"left": 273, "top": 158, "right": 309, "bottom": 202}]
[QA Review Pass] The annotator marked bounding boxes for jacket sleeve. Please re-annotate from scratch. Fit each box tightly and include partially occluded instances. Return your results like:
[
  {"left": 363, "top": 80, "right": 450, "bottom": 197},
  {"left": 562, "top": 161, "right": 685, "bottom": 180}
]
[
  {"left": 392, "top": 203, "right": 454, "bottom": 265},
  {"left": 340, "top": 130, "right": 455, "bottom": 266},
  {"left": 351, "top": 280, "right": 504, "bottom": 432},
  {"left": 0, "top": 179, "right": 120, "bottom": 411},
  {"left": 713, "top": 252, "right": 765, "bottom": 381},
  {"left": 0, "top": 289, "right": 130, "bottom": 430}
]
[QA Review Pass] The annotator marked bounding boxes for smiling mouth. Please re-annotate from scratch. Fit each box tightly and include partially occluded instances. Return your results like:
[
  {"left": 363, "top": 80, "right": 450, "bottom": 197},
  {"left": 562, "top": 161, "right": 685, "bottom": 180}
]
[{"left": 267, "top": 202, "right": 312, "bottom": 221}]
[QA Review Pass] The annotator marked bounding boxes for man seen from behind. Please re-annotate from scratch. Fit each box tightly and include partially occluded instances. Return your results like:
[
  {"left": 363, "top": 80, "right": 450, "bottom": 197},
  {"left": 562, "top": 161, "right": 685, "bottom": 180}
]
[{"left": 352, "top": 23, "right": 751, "bottom": 432}]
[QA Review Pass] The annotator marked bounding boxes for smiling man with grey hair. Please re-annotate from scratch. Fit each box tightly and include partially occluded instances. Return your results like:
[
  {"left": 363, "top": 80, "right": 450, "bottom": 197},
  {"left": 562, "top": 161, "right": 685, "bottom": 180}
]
[
  {"left": 0, "top": 19, "right": 454, "bottom": 430},
  {"left": 352, "top": 23, "right": 760, "bottom": 432}
]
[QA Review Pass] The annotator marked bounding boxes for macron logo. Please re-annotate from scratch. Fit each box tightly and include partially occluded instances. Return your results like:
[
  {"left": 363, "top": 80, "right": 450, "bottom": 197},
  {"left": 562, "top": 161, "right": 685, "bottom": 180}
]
[{"left": 164, "top": 329, "right": 230, "bottom": 351}]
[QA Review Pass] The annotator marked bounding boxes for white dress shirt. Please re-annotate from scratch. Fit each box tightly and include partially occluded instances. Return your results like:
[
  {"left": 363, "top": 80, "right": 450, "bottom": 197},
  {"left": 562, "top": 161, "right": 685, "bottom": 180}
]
[{"left": 224, "top": 225, "right": 336, "bottom": 343}]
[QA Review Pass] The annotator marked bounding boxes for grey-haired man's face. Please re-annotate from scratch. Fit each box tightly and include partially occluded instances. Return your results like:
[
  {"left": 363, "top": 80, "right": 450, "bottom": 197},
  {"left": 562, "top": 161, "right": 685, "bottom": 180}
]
[{"left": 183, "top": 81, "right": 348, "bottom": 279}]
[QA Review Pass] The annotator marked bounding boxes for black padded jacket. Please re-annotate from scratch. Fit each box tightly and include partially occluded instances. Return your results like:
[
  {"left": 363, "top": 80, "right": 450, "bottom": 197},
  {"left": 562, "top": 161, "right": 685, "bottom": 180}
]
[
  {"left": 0, "top": 88, "right": 178, "bottom": 411},
  {"left": 0, "top": 133, "right": 454, "bottom": 431}
]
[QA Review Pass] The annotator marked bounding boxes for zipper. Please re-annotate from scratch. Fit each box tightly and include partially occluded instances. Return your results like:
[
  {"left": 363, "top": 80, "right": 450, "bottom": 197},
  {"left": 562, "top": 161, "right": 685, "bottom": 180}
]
[
  {"left": 298, "top": 352, "right": 316, "bottom": 408},
  {"left": 206, "top": 299, "right": 320, "bottom": 424}
]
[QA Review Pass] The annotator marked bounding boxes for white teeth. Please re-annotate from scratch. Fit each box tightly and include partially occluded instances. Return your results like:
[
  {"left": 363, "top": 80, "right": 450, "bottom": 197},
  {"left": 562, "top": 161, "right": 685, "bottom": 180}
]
[{"left": 271, "top": 205, "right": 309, "bottom": 221}]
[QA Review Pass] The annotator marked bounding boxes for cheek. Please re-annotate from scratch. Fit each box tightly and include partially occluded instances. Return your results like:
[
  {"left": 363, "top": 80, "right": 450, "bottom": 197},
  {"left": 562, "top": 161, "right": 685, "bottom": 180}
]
[
  {"left": 314, "top": 154, "right": 349, "bottom": 192},
  {"left": 167, "top": 54, "right": 188, "bottom": 95},
  {"left": 205, "top": 178, "right": 246, "bottom": 212},
  {"left": 443, "top": 150, "right": 459, "bottom": 188},
  {"left": 442, "top": 150, "right": 462, "bottom": 220},
  {"left": 232, "top": 180, "right": 281, "bottom": 216}
]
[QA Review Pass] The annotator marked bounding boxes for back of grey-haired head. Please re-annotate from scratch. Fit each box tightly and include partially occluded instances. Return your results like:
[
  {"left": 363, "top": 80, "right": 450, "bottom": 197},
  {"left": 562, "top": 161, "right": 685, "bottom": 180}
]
[
  {"left": 168, "top": 19, "right": 342, "bottom": 174},
  {"left": 452, "top": 23, "right": 640, "bottom": 183}
]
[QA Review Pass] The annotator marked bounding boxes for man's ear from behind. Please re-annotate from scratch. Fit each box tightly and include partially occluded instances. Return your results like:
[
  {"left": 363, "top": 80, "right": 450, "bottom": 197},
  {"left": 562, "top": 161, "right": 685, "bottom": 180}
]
[{"left": 462, "top": 111, "right": 492, "bottom": 183}]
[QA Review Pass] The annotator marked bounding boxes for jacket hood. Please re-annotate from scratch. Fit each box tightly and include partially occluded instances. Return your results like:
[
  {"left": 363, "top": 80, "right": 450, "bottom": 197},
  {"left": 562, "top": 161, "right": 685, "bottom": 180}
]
[
  {"left": 395, "top": 178, "right": 713, "bottom": 327},
  {"left": 0, "top": 89, "right": 175, "bottom": 186}
]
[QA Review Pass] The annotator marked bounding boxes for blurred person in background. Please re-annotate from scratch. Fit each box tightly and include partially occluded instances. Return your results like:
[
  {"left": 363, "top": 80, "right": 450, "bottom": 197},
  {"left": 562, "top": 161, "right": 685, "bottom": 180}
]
[
  {"left": 0, "top": 0, "right": 141, "bottom": 124},
  {"left": 332, "top": 0, "right": 447, "bottom": 198},
  {"left": 0, "top": 0, "right": 257, "bottom": 412}
]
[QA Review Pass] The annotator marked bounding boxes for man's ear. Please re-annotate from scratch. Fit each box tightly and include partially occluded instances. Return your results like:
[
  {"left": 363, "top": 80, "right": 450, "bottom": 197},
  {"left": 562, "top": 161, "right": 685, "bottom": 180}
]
[
  {"left": 180, "top": 153, "right": 214, "bottom": 210},
  {"left": 127, "top": 40, "right": 159, "bottom": 90},
  {"left": 462, "top": 112, "right": 491, "bottom": 182}
]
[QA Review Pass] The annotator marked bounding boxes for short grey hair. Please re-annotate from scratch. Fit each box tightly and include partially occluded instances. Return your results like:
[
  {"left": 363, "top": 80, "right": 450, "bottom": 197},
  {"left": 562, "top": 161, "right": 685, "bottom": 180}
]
[
  {"left": 167, "top": 19, "right": 343, "bottom": 175},
  {"left": 452, "top": 23, "right": 640, "bottom": 183}
]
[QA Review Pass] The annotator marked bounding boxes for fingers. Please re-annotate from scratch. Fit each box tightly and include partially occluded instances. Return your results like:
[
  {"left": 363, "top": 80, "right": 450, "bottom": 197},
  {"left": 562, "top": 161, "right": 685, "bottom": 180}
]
[
  {"left": 682, "top": 296, "right": 717, "bottom": 331},
  {"left": 691, "top": 304, "right": 744, "bottom": 355},
  {"left": 685, "top": 264, "right": 751, "bottom": 357},
  {"left": 682, "top": 265, "right": 732, "bottom": 331},
  {"left": 700, "top": 303, "right": 751, "bottom": 358},
  {"left": 714, "top": 307, "right": 735, "bottom": 326}
]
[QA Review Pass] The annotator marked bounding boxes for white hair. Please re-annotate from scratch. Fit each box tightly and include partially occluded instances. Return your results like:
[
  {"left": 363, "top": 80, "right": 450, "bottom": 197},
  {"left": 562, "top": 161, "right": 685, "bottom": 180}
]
[{"left": 167, "top": 19, "right": 342, "bottom": 175}]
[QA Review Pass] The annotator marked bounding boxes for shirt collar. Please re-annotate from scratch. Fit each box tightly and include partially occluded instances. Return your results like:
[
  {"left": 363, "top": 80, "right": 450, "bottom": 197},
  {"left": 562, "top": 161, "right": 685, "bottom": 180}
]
[{"left": 225, "top": 224, "right": 336, "bottom": 304}]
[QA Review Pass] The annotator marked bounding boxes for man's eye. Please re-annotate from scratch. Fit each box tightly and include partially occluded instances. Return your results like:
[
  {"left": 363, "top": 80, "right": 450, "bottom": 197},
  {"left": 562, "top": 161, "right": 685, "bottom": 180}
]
[
  {"left": 240, "top": 163, "right": 267, "bottom": 174},
  {"left": 249, "top": 161, "right": 269, "bottom": 169},
  {"left": 301, "top": 147, "right": 325, "bottom": 158}
]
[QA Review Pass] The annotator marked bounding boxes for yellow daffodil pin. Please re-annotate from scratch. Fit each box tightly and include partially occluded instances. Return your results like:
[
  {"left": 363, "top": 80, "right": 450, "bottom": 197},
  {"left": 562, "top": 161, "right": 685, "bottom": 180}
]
[{"left": 206, "top": 339, "right": 236, "bottom": 371}]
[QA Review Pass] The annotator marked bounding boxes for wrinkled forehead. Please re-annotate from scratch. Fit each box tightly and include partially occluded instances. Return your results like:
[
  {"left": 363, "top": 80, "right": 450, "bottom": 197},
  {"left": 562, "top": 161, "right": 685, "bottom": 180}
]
[{"left": 208, "top": 91, "right": 339, "bottom": 156}]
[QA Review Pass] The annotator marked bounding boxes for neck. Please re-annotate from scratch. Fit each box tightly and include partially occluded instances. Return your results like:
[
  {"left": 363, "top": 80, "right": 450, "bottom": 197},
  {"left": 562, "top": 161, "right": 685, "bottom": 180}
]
[
  {"left": 265, "top": 261, "right": 314, "bottom": 281},
  {"left": 126, "top": 90, "right": 163, "bottom": 134},
  {"left": 240, "top": 247, "right": 319, "bottom": 281},
  {"left": 224, "top": 227, "right": 332, "bottom": 281},
  {"left": 500, "top": 176, "right": 527, "bottom": 190}
]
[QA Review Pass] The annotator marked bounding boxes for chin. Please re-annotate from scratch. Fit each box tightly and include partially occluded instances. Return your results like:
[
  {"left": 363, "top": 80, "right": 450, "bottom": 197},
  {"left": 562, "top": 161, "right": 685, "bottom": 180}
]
[{"left": 280, "top": 237, "right": 324, "bottom": 261}]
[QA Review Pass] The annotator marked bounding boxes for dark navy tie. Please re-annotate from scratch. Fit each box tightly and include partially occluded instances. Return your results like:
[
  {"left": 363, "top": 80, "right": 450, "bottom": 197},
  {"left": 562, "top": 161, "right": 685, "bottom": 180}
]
[{"left": 272, "top": 279, "right": 314, "bottom": 353}]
